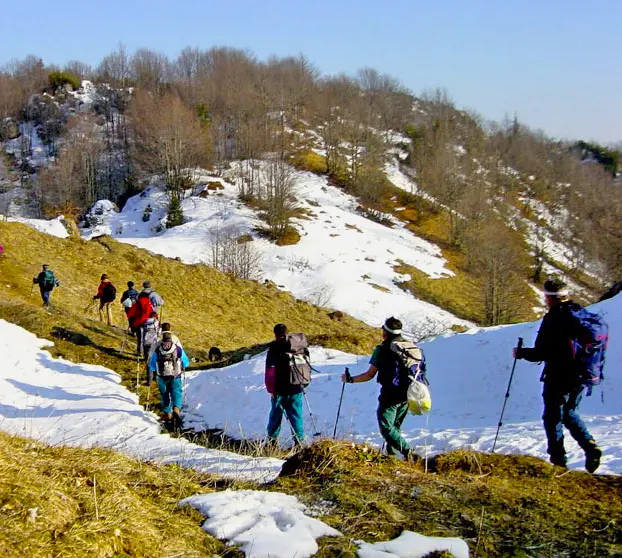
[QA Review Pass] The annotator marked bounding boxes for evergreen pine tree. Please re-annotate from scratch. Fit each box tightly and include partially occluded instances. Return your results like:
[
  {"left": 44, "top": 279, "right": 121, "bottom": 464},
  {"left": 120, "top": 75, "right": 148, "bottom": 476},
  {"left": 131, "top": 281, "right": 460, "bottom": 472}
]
[{"left": 166, "top": 194, "right": 184, "bottom": 229}]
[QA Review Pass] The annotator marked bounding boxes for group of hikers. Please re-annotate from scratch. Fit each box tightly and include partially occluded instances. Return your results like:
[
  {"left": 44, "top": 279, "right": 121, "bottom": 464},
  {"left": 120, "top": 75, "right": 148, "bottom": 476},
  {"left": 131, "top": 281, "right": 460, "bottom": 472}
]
[
  {"left": 33, "top": 264, "right": 187, "bottom": 427},
  {"left": 260, "top": 277, "right": 605, "bottom": 473},
  {"left": 32, "top": 263, "right": 605, "bottom": 473}
]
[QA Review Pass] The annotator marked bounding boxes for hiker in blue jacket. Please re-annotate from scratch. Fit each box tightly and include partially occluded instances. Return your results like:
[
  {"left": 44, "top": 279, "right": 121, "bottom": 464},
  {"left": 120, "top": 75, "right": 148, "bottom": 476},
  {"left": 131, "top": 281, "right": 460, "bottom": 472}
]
[
  {"left": 266, "top": 323, "right": 304, "bottom": 446},
  {"left": 514, "top": 278, "right": 602, "bottom": 472},
  {"left": 33, "top": 264, "right": 60, "bottom": 307},
  {"left": 148, "top": 331, "right": 189, "bottom": 423}
]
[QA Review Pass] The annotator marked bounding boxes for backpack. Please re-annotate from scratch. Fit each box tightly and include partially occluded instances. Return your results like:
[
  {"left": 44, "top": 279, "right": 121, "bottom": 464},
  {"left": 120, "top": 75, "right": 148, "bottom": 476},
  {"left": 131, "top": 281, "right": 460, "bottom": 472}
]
[
  {"left": 286, "top": 333, "right": 311, "bottom": 387},
  {"left": 41, "top": 270, "right": 56, "bottom": 289},
  {"left": 148, "top": 291, "right": 164, "bottom": 308},
  {"left": 378, "top": 339, "right": 427, "bottom": 388},
  {"left": 568, "top": 305, "right": 609, "bottom": 396},
  {"left": 103, "top": 282, "right": 117, "bottom": 301},
  {"left": 156, "top": 340, "right": 180, "bottom": 377},
  {"left": 388, "top": 340, "right": 430, "bottom": 414},
  {"left": 406, "top": 378, "right": 432, "bottom": 415},
  {"left": 142, "top": 318, "right": 159, "bottom": 348}
]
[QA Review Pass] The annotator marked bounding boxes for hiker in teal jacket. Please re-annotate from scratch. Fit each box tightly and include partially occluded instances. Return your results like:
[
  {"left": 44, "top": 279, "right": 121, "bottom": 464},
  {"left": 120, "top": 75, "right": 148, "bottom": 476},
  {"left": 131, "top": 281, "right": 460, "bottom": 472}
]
[
  {"left": 33, "top": 264, "right": 60, "bottom": 307},
  {"left": 148, "top": 332, "right": 189, "bottom": 422},
  {"left": 342, "top": 316, "right": 413, "bottom": 459}
]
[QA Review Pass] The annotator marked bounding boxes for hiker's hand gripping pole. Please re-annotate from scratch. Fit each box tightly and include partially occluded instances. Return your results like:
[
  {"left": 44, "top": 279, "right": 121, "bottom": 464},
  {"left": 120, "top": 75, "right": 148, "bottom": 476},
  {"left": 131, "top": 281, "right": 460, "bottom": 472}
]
[{"left": 492, "top": 337, "right": 523, "bottom": 453}]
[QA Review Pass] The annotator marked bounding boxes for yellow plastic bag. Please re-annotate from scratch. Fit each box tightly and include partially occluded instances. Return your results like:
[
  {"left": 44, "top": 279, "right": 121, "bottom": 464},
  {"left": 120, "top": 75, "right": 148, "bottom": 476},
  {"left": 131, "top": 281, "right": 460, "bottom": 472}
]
[{"left": 407, "top": 380, "right": 432, "bottom": 415}]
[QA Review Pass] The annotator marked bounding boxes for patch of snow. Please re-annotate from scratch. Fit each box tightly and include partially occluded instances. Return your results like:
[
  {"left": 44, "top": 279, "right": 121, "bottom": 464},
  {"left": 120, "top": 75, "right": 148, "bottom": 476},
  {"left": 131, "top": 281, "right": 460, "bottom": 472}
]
[
  {"left": 81, "top": 161, "right": 470, "bottom": 335},
  {"left": 181, "top": 490, "right": 341, "bottom": 558},
  {"left": 355, "top": 530, "right": 469, "bottom": 558},
  {"left": 0, "top": 319, "right": 282, "bottom": 482},
  {"left": 1, "top": 215, "right": 69, "bottom": 238},
  {"left": 183, "top": 294, "right": 622, "bottom": 474}
]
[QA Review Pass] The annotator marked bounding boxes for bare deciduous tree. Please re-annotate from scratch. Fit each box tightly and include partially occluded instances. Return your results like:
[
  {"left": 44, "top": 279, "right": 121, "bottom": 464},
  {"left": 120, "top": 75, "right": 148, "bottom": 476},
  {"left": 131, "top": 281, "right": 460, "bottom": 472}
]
[
  {"left": 207, "top": 224, "right": 262, "bottom": 280},
  {"left": 129, "top": 89, "right": 211, "bottom": 197}
]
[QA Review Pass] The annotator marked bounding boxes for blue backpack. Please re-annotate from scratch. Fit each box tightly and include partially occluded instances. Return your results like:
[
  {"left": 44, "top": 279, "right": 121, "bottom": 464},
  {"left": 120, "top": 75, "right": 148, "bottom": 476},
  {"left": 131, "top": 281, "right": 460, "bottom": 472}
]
[{"left": 568, "top": 305, "right": 609, "bottom": 396}]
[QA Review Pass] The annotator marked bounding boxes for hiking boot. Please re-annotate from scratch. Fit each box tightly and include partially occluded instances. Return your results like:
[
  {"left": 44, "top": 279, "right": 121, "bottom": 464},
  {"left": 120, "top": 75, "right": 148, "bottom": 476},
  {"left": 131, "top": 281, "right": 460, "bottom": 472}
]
[
  {"left": 549, "top": 455, "right": 568, "bottom": 468},
  {"left": 160, "top": 412, "right": 173, "bottom": 421},
  {"left": 173, "top": 407, "right": 181, "bottom": 417},
  {"left": 585, "top": 442, "right": 602, "bottom": 474}
]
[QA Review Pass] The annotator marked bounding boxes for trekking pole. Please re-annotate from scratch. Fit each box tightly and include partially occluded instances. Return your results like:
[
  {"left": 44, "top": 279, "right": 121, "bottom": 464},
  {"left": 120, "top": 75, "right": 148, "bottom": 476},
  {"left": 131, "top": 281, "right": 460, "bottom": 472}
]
[
  {"left": 333, "top": 367, "right": 350, "bottom": 438},
  {"left": 492, "top": 337, "right": 523, "bottom": 453},
  {"left": 302, "top": 389, "right": 320, "bottom": 437}
]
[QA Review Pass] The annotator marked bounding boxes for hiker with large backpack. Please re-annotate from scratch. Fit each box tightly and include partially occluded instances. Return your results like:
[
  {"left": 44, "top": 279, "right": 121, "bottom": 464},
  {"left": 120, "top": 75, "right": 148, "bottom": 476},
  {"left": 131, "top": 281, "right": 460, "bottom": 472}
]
[
  {"left": 265, "top": 323, "right": 309, "bottom": 446},
  {"left": 142, "top": 311, "right": 161, "bottom": 384},
  {"left": 140, "top": 281, "right": 164, "bottom": 315},
  {"left": 93, "top": 274, "right": 117, "bottom": 326},
  {"left": 126, "top": 291, "right": 154, "bottom": 355},
  {"left": 513, "top": 278, "right": 606, "bottom": 473},
  {"left": 120, "top": 281, "right": 140, "bottom": 331},
  {"left": 148, "top": 331, "right": 189, "bottom": 426},
  {"left": 33, "top": 264, "right": 60, "bottom": 307},
  {"left": 341, "top": 316, "right": 428, "bottom": 460}
]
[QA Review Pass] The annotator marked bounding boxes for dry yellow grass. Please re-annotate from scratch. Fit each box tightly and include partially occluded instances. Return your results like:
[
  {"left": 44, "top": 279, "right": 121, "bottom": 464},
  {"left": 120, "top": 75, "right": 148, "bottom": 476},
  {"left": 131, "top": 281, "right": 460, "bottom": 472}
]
[
  {"left": 0, "top": 220, "right": 378, "bottom": 409},
  {"left": 274, "top": 441, "right": 622, "bottom": 557},
  {"left": 0, "top": 431, "right": 222, "bottom": 557}
]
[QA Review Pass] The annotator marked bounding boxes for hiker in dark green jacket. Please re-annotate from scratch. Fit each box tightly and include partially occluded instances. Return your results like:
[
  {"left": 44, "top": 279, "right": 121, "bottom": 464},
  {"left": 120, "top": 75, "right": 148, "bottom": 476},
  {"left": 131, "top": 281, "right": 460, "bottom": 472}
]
[
  {"left": 342, "top": 316, "right": 412, "bottom": 459},
  {"left": 33, "top": 264, "right": 59, "bottom": 307}
]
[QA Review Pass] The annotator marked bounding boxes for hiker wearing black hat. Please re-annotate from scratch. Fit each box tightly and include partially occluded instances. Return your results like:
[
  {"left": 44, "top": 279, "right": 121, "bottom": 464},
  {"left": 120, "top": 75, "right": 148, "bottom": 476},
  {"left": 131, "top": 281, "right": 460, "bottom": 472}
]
[
  {"left": 120, "top": 281, "right": 140, "bottom": 334},
  {"left": 148, "top": 330, "right": 189, "bottom": 424},
  {"left": 33, "top": 264, "right": 60, "bottom": 307},
  {"left": 513, "top": 278, "right": 603, "bottom": 472},
  {"left": 93, "top": 274, "right": 117, "bottom": 326},
  {"left": 265, "top": 323, "right": 305, "bottom": 446},
  {"left": 341, "top": 316, "right": 414, "bottom": 459}
]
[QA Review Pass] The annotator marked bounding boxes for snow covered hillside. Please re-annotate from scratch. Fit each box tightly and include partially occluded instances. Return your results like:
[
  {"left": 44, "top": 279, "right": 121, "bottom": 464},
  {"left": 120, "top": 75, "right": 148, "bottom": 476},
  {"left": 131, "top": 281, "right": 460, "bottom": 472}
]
[
  {"left": 1, "top": 293, "right": 619, "bottom": 476},
  {"left": 81, "top": 160, "right": 471, "bottom": 336},
  {"left": 182, "top": 293, "right": 622, "bottom": 474}
]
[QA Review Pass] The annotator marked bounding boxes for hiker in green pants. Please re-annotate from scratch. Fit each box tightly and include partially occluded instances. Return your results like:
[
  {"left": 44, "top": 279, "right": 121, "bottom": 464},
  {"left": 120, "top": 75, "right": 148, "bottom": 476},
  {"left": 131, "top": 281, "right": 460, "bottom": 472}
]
[{"left": 342, "top": 316, "right": 412, "bottom": 459}]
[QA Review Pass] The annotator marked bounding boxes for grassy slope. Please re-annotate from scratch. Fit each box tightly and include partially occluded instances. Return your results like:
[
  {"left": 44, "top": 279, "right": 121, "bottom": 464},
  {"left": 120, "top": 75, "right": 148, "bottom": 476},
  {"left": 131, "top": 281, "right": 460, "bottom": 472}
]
[
  {"left": 0, "top": 431, "right": 224, "bottom": 557},
  {"left": 1, "top": 221, "right": 620, "bottom": 558},
  {"left": 0, "top": 220, "right": 378, "bottom": 394},
  {"left": 274, "top": 442, "right": 622, "bottom": 558}
]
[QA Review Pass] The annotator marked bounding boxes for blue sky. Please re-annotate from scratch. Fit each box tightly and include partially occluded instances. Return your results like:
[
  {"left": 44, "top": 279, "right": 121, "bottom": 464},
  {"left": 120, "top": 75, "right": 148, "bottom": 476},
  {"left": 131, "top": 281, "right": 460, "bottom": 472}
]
[{"left": 1, "top": 0, "right": 620, "bottom": 143}]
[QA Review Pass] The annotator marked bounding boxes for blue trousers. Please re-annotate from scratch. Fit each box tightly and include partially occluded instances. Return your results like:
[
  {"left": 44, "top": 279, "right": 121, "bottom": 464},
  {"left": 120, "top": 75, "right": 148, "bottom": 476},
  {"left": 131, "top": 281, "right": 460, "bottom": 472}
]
[
  {"left": 40, "top": 289, "right": 51, "bottom": 306},
  {"left": 267, "top": 393, "right": 304, "bottom": 444},
  {"left": 157, "top": 376, "right": 183, "bottom": 414},
  {"left": 542, "top": 383, "right": 594, "bottom": 461}
]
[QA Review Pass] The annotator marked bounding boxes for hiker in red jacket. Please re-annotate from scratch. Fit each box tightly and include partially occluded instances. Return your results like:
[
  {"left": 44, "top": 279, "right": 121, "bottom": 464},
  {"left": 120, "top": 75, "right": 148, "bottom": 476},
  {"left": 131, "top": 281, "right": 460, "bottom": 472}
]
[
  {"left": 126, "top": 291, "right": 154, "bottom": 355},
  {"left": 93, "top": 274, "right": 116, "bottom": 326}
]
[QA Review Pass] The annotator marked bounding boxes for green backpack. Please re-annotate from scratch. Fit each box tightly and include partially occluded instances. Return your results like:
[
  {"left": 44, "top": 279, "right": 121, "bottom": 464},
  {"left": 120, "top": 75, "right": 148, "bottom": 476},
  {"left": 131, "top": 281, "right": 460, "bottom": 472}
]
[{"left": 41, "top": 270, "right": 56, "bottom": 289}]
